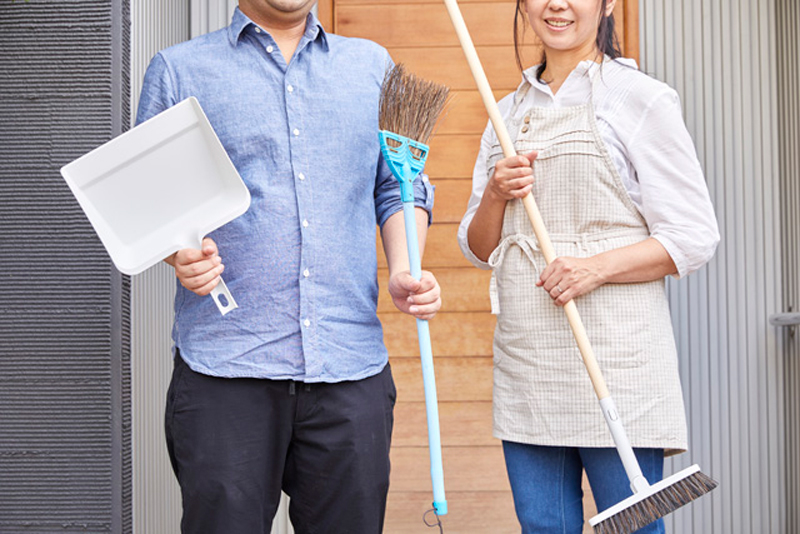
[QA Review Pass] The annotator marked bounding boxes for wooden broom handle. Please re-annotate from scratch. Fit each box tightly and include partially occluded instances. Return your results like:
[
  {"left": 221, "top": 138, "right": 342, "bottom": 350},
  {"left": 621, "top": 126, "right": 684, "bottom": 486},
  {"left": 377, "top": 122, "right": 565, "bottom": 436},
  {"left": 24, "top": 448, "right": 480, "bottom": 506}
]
[{"left": 442, "top": 0, "right": 610, "bottom": 400}]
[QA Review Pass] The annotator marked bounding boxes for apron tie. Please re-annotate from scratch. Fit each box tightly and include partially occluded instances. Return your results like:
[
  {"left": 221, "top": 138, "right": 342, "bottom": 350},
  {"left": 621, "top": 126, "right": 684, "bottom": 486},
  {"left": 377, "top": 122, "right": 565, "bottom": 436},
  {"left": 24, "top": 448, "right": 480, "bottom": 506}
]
[{"left": 487, "top": 234, "right": 541, "bottom": 315}]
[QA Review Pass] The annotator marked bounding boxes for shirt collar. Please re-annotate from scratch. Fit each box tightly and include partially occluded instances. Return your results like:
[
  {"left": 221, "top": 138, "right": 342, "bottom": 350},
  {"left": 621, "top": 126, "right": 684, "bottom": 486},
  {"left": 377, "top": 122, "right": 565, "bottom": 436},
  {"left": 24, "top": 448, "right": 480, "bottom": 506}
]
[
  {"left": 227, "top": 7, "right": 329, "bottom": 51},
  {"left": 515, "top": 56, "right": 637, "bottom": 104}
]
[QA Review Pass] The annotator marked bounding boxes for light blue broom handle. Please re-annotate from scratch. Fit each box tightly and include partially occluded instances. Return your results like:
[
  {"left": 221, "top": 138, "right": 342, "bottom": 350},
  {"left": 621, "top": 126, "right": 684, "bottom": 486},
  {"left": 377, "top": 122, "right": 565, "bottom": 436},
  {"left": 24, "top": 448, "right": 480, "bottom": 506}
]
[{"left": 402, "top": 200, "right": 447, "bottom": 516}]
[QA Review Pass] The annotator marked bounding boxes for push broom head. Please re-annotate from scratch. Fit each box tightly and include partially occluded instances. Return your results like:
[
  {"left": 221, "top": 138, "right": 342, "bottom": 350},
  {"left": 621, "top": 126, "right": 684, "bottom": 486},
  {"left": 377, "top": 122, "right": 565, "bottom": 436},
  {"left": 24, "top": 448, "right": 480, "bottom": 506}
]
[{"left": 590, "top": 464, "right": 718, "bottom": 534}]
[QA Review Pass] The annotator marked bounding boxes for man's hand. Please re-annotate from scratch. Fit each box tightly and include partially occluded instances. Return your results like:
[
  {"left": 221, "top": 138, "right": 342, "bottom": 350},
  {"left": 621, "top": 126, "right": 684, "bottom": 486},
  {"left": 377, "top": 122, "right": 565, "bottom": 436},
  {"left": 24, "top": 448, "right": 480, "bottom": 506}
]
[
  {"left": 165, "top": 237, "right": 225, "bottom": 296},
  {"left": 388, "top": 270, "right": 442, "bottom": 321}
]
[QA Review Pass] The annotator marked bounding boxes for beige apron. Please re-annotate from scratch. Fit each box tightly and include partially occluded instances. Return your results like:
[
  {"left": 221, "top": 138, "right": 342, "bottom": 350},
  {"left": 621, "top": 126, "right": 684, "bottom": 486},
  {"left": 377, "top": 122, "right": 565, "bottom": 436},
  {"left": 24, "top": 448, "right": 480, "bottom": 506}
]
[{"left": 487, "top": 75, "right": 687, "bottom": 454}]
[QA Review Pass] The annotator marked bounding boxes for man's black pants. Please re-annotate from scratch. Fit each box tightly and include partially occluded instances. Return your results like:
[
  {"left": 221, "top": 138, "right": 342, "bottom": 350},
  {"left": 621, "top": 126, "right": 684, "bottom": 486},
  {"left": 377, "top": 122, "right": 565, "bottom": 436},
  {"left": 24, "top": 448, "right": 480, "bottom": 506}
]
[{"left": 165, "top": 353, "right": 396, "bottom": 534}]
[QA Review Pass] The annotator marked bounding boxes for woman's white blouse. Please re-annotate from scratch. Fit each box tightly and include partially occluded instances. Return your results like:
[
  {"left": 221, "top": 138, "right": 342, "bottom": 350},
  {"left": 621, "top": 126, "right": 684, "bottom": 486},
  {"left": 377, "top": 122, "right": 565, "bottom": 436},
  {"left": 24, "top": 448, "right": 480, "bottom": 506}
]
[{"left": 457, "top": 58, "right": 720, "bottom": 278}]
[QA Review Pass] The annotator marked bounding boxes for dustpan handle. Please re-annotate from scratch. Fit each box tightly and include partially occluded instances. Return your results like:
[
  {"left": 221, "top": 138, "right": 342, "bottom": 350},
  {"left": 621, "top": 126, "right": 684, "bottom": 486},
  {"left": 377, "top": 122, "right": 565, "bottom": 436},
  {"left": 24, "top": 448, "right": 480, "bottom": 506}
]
[
  {"left": 189, "top": 238, "right": 239, "bottom": 316},
  {"left": 210, "top": 277, "right": 238, "bottom": 316},
  {"left": 441, "top": 0, "right": 609, "bottom": 400}
]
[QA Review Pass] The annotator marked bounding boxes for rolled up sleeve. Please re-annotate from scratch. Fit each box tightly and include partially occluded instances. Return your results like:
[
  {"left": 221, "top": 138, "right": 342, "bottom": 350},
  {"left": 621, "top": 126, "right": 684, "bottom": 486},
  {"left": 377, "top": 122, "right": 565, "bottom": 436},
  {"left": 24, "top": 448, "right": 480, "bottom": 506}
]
[
  {"left": 627, "top": 89, "right": 720, "bottom": 278},
  {"left": 374, "top": 153, "right": 434, "bottom": 228}
]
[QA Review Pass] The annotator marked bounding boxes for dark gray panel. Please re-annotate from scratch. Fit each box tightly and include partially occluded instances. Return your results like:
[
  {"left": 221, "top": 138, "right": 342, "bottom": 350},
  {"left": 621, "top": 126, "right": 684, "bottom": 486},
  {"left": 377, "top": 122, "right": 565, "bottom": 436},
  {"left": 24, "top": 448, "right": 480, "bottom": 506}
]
[{"left": 0, "top": 0, "right": 130, "bottom": 532}]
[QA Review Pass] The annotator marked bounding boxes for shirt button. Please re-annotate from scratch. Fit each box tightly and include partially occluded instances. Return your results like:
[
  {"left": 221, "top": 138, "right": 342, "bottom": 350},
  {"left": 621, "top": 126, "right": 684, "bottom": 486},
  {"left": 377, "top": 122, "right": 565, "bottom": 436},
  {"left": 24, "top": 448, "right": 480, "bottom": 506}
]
[
  {"left": 524, "top": 116, "right": 530, "bottom": 124},
  {"left": 293, "top": 128, "right": 300, "bottom": 136},
  {"left": 302, "top": 220, "right": 309, "bottom": 228},
  {"left": 304, "top": 319, "right": 311, "bottom": 327},
  {"left": 287, "top": 85, "right": 294, "bottom": 93},
  {"left": 521, "top": 125, "right": 530, "bottom": 133},
  {"left": 298, "top": 173, "right": 306, "bottom": 181},
  {"left": 266, "top": 45, "right": 273, "bottom": 53},
  {"left": 255, "top": 27, "right": 262, "bottom": 33},
  {"left": 303, "top": 269, "right": 310, "bottom": 278}
]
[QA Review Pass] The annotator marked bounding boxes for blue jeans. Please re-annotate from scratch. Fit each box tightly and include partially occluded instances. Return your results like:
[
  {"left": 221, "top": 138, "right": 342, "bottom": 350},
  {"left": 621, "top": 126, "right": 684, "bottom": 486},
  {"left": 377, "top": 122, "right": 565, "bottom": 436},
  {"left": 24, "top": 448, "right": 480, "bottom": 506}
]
[{"left": 502, "top": 442, "right": 665, "bottom": 534}]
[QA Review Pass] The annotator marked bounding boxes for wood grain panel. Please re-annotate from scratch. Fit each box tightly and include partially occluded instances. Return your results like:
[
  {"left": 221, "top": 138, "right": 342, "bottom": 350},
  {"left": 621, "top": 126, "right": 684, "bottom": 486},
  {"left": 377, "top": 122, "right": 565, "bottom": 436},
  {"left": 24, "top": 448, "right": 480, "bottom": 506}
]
[
  {"left": 378, "top": 222, "right": 472, "bottom": 269},
  {"left": 428, "top": 178, "right": 473, "bottom": 223},
  {"left": 390, "top": 355, "right": 493, "bottom": 401},
  {"left": 386, "top": 480, "right": 597, "bottom": 533},
  {"left": 378, "top": 267, "right": 491, "bottom": 313},
  {"left": 390, "top": 445, "right": 509, "bottom": 491},
  {"left": 339, "top": 0, "right": 509, "bottom": 4},
  {"left": 336, "top": 3, "right": 517, "bottom": 48},
  {"left": 317, "top": 0, "right": 333, "bottom": 28},
  {"left": 386, "top": 485, "right": 596, "bottom": 533},
  {"left": 622, "top": 0, "right": 638, "bottom": 61},
  {"left": 382, "top": 312, "right": 495, "bottom": 357},
  {"left": 387, "top": 46, "right": 534, "bottom": 91},
  {"left": 437, "top": 90, "right": 501, "bottom": 135},
  {"left": 425, "top": 222, "right": 473, "bottom": 267},
  {"left": 426, "top": 133, "right": 482, "bottom": 178},
  {"left": 393, "top": 401, "right": 495, "bottom": 447},
  {"left": 385, "top": 491, "right": 518, "bottom": 534}
]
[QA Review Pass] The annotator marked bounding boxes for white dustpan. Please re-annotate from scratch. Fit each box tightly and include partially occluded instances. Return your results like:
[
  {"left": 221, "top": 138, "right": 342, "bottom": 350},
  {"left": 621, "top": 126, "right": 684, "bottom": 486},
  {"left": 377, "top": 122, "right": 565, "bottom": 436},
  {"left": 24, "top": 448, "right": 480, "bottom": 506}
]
[{"left": 60, "top": 97, "right": 251, "bottom": 316}]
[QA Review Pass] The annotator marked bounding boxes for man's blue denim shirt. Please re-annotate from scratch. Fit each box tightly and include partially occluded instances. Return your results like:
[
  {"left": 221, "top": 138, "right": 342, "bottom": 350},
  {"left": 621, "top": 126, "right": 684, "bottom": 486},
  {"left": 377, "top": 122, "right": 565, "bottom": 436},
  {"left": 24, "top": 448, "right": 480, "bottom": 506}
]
[{"left": 136, "top": 8, "right": 434, "bottom": 382}]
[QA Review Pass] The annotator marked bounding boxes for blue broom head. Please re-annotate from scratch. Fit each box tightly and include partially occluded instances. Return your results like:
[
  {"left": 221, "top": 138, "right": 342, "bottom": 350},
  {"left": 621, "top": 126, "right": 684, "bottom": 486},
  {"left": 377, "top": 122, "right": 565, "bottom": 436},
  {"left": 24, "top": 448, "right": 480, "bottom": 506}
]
[{"left": 378, "top": 130, "right": 429, "bottom": 202}]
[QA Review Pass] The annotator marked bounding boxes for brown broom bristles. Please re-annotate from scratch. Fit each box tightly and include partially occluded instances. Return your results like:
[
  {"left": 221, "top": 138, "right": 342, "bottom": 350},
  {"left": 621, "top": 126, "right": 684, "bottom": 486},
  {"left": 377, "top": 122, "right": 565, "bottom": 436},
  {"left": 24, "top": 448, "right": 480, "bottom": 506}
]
[
  {"left": 593, "top": 471, "right": 718, "bottom": 534},
  {"left": 379, "top": 63, "right": 451, "bottom": 147}
]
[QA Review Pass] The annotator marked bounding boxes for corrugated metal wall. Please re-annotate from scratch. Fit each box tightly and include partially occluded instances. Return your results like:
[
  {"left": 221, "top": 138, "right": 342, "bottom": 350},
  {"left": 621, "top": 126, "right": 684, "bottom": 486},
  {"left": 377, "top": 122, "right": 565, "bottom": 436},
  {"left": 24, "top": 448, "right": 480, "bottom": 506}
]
[
  {"left": 640, "top": 1, "right": 787, "bottom": 533},
  {"left": 0, "top": 0, "right": 132, "bottom": 532},
  {"left": 776, "top": 0, "right": 800, "bottom": 531},
  {"left": 130, "top": 2, "right": 189, "bottom": 533}
]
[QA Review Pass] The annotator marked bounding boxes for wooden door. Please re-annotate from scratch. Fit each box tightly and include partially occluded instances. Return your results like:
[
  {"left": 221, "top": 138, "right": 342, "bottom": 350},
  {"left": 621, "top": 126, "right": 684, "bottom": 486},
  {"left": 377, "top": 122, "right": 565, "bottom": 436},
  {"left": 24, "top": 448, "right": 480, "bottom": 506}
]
[{"left": 317, "top": 2, "right": 639, "bottom": 532}]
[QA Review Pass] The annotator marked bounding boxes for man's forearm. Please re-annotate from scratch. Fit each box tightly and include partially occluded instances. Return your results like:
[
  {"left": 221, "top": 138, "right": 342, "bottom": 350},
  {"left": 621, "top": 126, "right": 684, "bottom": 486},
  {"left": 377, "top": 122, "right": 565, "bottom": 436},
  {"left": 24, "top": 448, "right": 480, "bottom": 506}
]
[{"left": 380, "top": 208, "right": 429, "bottom": 276}]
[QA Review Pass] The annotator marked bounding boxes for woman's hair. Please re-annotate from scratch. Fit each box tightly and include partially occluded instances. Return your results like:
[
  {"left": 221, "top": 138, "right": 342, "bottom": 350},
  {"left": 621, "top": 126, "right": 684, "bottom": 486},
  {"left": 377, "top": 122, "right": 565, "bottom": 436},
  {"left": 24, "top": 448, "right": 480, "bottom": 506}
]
[{"left": 513, "top": 0, "right": 623, "bottom": 82}]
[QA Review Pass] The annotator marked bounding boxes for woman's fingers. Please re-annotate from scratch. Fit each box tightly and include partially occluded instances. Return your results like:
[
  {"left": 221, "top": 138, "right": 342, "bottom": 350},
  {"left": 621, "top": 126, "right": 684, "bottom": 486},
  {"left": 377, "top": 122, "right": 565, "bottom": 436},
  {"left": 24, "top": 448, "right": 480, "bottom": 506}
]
[{"left": 538, "top": 257, "right": 606, "bottom": 306}]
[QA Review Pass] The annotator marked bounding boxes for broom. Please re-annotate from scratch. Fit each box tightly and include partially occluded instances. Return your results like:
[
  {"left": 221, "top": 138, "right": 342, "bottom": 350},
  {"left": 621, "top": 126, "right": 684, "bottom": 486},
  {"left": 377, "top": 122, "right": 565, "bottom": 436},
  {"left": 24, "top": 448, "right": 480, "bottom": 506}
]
[
  {"left": 378, "top": 64, "right": 451, "bottom": 520},
  {"left": 439, "top": 1, "right": 718, "bottom": 532}
]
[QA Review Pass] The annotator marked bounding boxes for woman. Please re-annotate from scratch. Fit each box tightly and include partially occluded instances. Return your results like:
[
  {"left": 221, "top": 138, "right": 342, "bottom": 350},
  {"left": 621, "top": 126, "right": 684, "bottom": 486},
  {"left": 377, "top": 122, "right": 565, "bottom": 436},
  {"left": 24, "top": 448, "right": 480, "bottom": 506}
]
[{"left": 456, "top": 0, "right": 720, "bottom": 532}]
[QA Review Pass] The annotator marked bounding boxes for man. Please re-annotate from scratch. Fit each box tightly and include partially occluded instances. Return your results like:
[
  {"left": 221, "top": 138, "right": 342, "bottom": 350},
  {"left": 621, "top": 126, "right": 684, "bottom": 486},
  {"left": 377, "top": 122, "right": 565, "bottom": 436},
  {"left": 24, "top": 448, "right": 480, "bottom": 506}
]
[{"left": 136, "top": 1, "right": 441, "bottom": 532}]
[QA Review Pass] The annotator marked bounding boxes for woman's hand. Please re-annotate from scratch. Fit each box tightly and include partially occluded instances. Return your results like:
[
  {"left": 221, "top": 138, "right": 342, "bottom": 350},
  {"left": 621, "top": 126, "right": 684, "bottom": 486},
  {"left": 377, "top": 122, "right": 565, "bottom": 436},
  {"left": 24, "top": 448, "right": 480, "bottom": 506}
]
[
  {"left": 388, "top": 270, "right": 442, "bottom": 321},
  {"left": 537, "top": 256, "right": 607, "bottom": 306},
  {"left": 485, "top": 151, "right": 537, "bottom": 201},
  {"left": 537, "top": 239, "right": 679, "bottom": 305},
  {"left": 165, "top": 237, "right": 225, "bottom": 296}
]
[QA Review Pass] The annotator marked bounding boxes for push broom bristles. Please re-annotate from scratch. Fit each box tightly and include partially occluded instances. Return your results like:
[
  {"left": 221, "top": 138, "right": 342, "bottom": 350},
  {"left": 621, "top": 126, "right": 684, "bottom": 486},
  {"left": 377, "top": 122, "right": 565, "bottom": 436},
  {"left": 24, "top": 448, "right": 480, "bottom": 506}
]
[
  {"left": 590, "top": 465, "right": 718, "bottom": 534},
  {"left": 379, "top": 64, "right": 450, "bottom": 146}
]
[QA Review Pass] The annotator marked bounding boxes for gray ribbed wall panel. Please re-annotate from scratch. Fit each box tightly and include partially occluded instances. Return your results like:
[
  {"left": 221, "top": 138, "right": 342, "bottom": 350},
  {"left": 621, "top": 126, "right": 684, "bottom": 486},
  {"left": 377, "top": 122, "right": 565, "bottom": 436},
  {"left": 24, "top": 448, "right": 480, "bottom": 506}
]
[
  {"left": 130, "top": 2, "right": 189, "bottom": 533},
  {"left": 641, "top": 0, "right": 786, "bottom": 532},
  {"left": 0, "top": 1, "right": 131, "bottom": 533},
  {"left": 777, "top": 0, "right": 800, "bottom": 531}
]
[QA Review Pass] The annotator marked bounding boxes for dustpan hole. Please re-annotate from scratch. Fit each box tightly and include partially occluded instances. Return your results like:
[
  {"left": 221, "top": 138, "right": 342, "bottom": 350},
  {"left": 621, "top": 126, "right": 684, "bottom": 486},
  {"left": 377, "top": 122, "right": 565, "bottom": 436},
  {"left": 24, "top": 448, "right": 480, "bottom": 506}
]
[{"left": 217, "top": 293, "right": 229, "bottom": 308}]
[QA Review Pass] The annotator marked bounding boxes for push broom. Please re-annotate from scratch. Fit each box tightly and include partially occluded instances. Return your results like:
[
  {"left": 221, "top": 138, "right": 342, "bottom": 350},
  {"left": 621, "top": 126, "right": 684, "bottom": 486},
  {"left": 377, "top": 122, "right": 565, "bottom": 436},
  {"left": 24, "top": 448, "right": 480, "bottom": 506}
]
[
  {"left": 440, "top": 1, "right": 718, "bottom": 532},
  {"left": 378, "top": 64, "right": 450, "bottom": 522}
]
